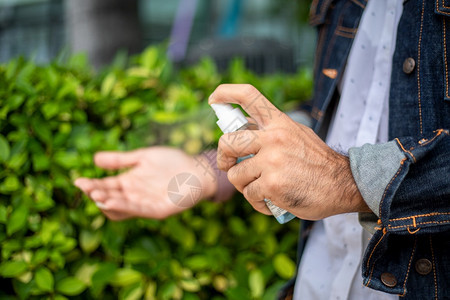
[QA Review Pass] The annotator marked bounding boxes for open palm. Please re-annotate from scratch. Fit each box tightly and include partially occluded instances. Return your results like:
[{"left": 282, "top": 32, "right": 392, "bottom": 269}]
[{"left": 74, "top": 147, "right": 217, "bottom": 220}]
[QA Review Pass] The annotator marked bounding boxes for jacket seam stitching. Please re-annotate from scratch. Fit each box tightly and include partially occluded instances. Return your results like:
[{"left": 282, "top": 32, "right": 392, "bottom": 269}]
[
  {"left": 437, "top": 8, "right": 450, "bottom": 16},
  {"left": 336, "top": 25, "right": 358, "bottom": 33},
  {"left": 439, "top": 0, "right": 450, "bottom": 11},
  {"left": 400, "top": 236, "right": 417, "bottom": 297},
  {"left": 417, "top": 0, "right": 425, "bottom": 135},
  {"left": 364, "top": 231, "right": 386, "bottom": 287},
  {"left": 310, "top": 0, "right": 333, "bottom": 26},
  {"left": 335, "top": 31, "right": 357, "bottom": 39},
  {"left": 389, "top": 211, "right": 450, "bottom": 221},
  {"left": 388, "top": 220, "right": 450, "bottom": 229},
  {"left": 418, "top": 129, "right": 447, "bottom": 146},
  {"left": 314, "top": 20, "right": 328, "bottom": 81},
  {"left": 379, "top": 158, "right": 406, "bottom": 217},
  {"left": 429, "top": 235, "right": 438, "bottom": 300},
  {"left": 309, "top": 0, "right": 319, "bottom": 23},
  {"left": 396, "top": 138, "right": 416, "bottom": 162},
  {"left": 444, "top": 18, "right": 449, "bottom": 99},
  {"left": 351, "top": 0, "right": 366, "bottom": 9}
]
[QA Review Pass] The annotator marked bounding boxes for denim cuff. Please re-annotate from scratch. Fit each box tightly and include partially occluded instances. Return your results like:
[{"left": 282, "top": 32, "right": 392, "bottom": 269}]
[{"left": 349, "top": 141, "right": 406, "bottom": 218}]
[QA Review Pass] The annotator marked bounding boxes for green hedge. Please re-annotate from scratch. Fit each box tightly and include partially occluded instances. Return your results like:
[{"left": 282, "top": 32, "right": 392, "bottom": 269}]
[{"left": 0, "top": 47, "right": 312, "bottom": 300}]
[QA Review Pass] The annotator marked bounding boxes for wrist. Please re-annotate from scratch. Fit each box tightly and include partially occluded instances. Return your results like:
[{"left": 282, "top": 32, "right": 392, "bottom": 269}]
[
  {"left": 333, "top": 153, "right": 371, "bottom": 214},
  {"left": 196, "top": 150, "right": 236, "bottom": 202}
]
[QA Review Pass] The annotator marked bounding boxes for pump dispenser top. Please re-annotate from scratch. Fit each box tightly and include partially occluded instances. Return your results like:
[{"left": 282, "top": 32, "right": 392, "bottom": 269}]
[{"left": 211, "top": 103, "right": 248, "bottom": 133}]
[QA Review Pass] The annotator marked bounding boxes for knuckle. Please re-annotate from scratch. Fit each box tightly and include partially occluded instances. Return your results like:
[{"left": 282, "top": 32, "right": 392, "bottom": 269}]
[
  {"left": 218, "top": 136, "right": 227, "bottom": 151},
  {"left": 218, "top": 134, "right": 235, "bottom": 153},
  {"left": 267, "top": 150, "right": 283, "bottom": 167},
  {"left": 242, "top": 84, "right": 260, "bottom": 98},
  {"left": 243, "top": 184, "right": 257, "bottom": 201},
  {"left": 227, "top": 167, "right": 237, "bottom": 184},
  {"left": 272, "top": 128, "right": 289, "bottom": 143},
  {"left": 215, "top": 84, "right": 226, "bottom": 93},
  {"left": 265, "top": 172, "right": 280, "bottom": 192},
  {"left": 216, "top": 149, "right": 234, "bottom": 171}
]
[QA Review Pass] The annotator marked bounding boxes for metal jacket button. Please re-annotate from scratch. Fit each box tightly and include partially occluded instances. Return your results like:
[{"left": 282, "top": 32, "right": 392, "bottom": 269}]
[
  {"left": 415, "top": 258, "right": 432, "bottom": 275},
  {"left": 403, "top": 57, "right": 416, "bottom": 74},
  {"left": 381, "top": 272, "right": 397, "bottom": 288}
]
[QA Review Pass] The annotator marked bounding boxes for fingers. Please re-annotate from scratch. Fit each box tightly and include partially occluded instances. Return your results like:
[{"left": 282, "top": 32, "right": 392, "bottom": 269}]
[
  {"left": 75, "top": 179, "right": 131, "bottom": 220},
  {"left": 226, "top": 156, "right": 261, "bottom": 193},
  {"left": 209, "top": 84, "right": 283, "bottom": 128},
  {"left": 74, "top": 176, "right": 123, "bottom": 209},
  {"left": 242, "top": 180, "right": 272, "bottom": 216},
  {"left": 217, "top": 130, "right": 262, "bottom": 171},
  {"left": 94, "top": 150, "right": 143, "bottom": 170},
  {"left": 74, "top": 177, "right": 121, "bottom": 193}
]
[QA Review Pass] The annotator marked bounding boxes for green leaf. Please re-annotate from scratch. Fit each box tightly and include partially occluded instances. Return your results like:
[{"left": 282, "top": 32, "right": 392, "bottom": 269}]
[
  {"left": 229, "top": 217, "right": 247, "bottom": 236},
  {"left": 120, "top": 97, "right": 143, "bottom": 116},
  {"left": 0, "top": 205, "right": 7, "bottom": 223},
  {"left": 273, "top": 253, "right": 296, "bottom": 280},
  {"left": 262, "top": 281, "right": 286, "bottom": 300},
  {"left": 109, "top": 268, "right": 143, "bottom": 287},
  {"left": 123, "top": 247, "right": 152, "bottom": 264},
  {"left": 79, "top": 229, "right": 102, "bottom": 253},
  {"left": 119, "top": 281, "right": 144, "bottom": 300},
  {"left": 56, "top": 277, "right": 87, "bottom": 296},
  {"left": 31, "top": 248, "right": 48, "bottom": 265},
  {"left": 180, "top": 279, "right": 200, "bottom": 293},
  {"left": 41, "top": 102, "right": 60, "bottom": 119},
  {"left": 202, "top": 220, "right": 221, "bottom": 245},
  {"left": 8, "top": 151, "right": 28, "bottom": 170},
  {"left": 75, "top": 262, "right": 98, "bottom": 286},
  {"left": 249, "top": 268, "right": 265, "bottom": 298},
  {"left": 185, "top": 255, "right": 210, "bottom": 271},
  {"left": 0, "top": 175, "right": 21, "bottom": 193},
  {"left": 32, "top": 153, "right": 50, "bottom": 172},
  {"left": 53, "top": 151, "right": 80, "bottom": 169},
  {"left": 91, "top": 262, "right": 117, "bottom": 295},
  {"left": 31, "top": 118, "right": 52, "bottom": 144},
  {"left": 141, "top": 47, "right": 159, "bottom": 70},
  {"left": 0, "top": 134, "right": 10, "bottom": 162},
  {"left": 7, "top": 94, "right": 25, "bottom": 110},
  {"left": 101, "top": 73, "right": 116, "bottom": 96},
  {"left": 0, "top": 261, "right": 28, "bottom": 277},
  {"left": 7, "top": 205, "right": 28, "bottom": 236},
  {"left": 35, "top": 266, "right": 54, "bottom": 292}
]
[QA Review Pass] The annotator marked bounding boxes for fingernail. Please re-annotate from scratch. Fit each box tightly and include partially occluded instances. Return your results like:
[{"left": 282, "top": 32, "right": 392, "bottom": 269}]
[
  {"left": 95, "top": 202, "right": 107, "bottom": 209},
  {"left": 90, "top": 190, "right": 103, "bottom": 201},
  {"left": 74, "top": 179, "right": 83, "bottom": 188},
  {"left": 208, "top": 93, "right": 215, "bottom": 104}
]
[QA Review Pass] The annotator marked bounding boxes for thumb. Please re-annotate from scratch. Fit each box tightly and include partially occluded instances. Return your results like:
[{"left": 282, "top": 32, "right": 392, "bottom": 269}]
[{"left": 94, "top": 150, "right": 142, "bottom": 170}]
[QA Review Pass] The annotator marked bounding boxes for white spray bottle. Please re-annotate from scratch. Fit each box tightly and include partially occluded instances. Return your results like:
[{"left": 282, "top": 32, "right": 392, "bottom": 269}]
[{"left": 211, "top": 103, "right": 296, "bottom": 224}]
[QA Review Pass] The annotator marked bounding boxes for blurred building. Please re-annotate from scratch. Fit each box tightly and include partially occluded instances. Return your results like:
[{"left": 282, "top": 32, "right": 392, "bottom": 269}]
[{"left": 0, "top": 0, "right": 315, "bottom": 72}]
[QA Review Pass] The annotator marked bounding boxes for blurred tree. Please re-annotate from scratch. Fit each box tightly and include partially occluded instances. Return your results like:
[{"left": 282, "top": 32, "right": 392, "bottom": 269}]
[{"left": 65, "top": 0, "right": 142, "bottom": 69}]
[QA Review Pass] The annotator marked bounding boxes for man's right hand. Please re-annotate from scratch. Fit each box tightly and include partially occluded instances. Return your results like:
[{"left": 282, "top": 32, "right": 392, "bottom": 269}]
[{"left": 74, "top": 147, "right": 218, "bottom": 221}]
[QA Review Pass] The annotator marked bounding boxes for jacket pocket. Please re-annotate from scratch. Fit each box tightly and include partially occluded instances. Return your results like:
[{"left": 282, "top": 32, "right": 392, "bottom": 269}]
[{"left": 435, "top": 0, "right": 450, "bottom": 17}]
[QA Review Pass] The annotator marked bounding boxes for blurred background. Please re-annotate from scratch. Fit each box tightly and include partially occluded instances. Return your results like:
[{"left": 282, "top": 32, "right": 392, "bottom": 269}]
[
  {"left": 0, "top": 1, "right": 316, "bottom": 299},
  {"left": 0, "top": 0, "right": 315, "bottom": 72}
]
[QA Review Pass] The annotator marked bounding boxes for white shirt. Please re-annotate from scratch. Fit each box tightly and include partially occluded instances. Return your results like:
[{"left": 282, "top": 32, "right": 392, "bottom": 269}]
[{"left": 294, "top": 1, "right": 404, "bottom": 299}]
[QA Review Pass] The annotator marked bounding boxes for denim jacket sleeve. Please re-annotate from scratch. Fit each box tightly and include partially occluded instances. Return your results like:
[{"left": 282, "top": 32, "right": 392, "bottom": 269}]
[
  {"left": 349, "top": 129, "right": 450, "bottom": 234},
  {"left": 348, "top": 129, "right": 450, "bottom": 296}
]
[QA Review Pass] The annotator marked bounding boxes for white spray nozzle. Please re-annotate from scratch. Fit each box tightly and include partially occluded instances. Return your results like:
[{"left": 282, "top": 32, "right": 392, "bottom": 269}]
[{"left": 211, "top": 103, "right": 248, "bottom": 133}]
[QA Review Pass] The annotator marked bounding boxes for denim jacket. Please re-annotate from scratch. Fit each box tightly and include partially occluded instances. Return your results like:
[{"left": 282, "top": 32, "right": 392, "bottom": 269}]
[{"left": 278, "top": 0, "right": 450, "bottom": 299}]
